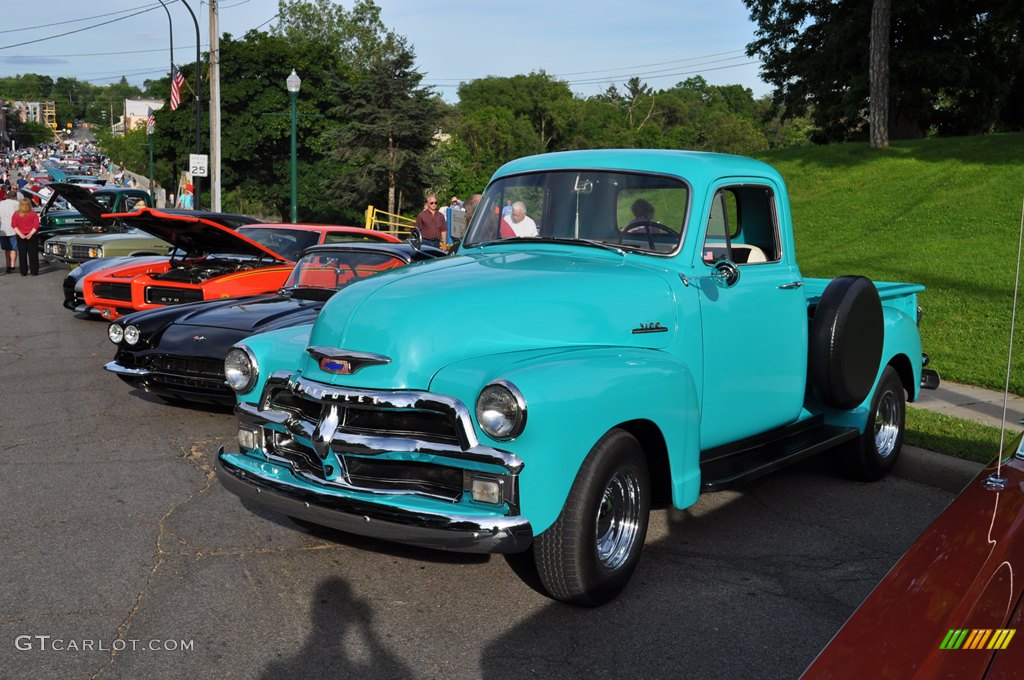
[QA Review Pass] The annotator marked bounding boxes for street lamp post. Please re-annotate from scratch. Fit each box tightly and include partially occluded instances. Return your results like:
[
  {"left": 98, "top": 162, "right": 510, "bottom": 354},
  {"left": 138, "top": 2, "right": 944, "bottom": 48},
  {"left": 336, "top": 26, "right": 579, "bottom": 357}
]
[
  {"left": 286, "top": 69, "right": 301, "bottom": 224},
  {"left": 180, "top": 0, "right": 202, "bottom": 210}
]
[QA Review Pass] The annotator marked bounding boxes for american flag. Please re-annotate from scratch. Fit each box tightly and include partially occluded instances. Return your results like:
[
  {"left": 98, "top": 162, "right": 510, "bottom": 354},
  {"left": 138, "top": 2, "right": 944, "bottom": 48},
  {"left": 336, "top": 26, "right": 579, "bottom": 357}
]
[
  {"left": 170, "top": 66, "right": 185, "bottom": 111},
  {"left": 146, "top": 107, "right": 155, "bottom": 135}
]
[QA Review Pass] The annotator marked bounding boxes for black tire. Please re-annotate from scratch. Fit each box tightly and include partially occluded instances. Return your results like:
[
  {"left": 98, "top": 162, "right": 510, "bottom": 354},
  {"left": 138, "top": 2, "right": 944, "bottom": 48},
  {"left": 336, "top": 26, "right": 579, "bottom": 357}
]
[
  {"left": 809, "top": 275, "right": 884, "bottom": 409},
  {"left": 841, "top": 365, "right": 905, "bottom": 481},
  {"left": 533, "top": 429, "right": 650, "bottom": 607}
]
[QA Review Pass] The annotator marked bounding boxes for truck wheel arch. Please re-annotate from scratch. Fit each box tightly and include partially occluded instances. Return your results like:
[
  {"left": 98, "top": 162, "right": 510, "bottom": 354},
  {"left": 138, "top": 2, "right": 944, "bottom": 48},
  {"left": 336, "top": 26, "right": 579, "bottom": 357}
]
[
  {"left": 809, "top": 275, "right": 884, "bottom": 410},
  {"left": 616, "top": 419, "right": 672, "bottom": 508}
]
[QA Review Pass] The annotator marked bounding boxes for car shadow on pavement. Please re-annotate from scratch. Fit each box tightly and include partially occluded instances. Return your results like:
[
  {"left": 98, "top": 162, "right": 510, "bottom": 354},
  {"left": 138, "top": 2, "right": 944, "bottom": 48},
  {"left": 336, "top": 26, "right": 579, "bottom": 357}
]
[
  {"left": 125, "top": 387, "right": 235, "bottom": 414},
  {"left": 473, "top": 458, "right": 948, "bottom": 680},
  {"left": 257, "top": 575, "right": 413, "bottom": 680}
]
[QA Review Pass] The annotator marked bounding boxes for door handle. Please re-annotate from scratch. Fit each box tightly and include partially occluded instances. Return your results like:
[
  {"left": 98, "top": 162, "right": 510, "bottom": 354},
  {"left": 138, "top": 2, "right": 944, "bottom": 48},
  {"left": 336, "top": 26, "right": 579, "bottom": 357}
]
[{"left": 778, "top": 281, "right": 804, "bottom": 289}]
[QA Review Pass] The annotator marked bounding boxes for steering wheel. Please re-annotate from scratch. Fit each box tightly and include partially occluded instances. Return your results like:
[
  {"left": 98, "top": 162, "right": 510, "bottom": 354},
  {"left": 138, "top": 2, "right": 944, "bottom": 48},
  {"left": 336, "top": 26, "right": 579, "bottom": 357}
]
[{"left": 619, "top": 220, "right": 675, "bottom": 250}]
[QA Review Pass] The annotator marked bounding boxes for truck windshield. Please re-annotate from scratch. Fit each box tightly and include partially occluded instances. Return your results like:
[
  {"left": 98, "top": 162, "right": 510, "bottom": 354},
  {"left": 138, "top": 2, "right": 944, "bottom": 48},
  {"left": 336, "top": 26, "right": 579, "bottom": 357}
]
[{"left": 463, "top": 170, "right": 689, "bottom": 254}]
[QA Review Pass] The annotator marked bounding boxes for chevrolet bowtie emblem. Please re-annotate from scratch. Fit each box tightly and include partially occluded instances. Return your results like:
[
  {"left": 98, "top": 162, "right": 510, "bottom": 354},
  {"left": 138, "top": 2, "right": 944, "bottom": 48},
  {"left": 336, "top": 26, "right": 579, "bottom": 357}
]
[{"left": 306, "top": 346, "right": 392, "bottom": 375}]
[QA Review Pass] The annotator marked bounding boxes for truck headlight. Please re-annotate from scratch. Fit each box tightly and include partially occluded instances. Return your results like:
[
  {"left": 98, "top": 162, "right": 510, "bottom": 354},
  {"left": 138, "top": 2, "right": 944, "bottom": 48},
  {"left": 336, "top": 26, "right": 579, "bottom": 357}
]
[
  {"left": 88, "top": 246, "right": 103, "bottom": 258},
  {"left": 107, "top": 323, "right": 124, "bottom": 344},
  {"left": 123, "top": 324, "right": 141, "bottom": 346},
  {"left": 225, "top": 346, "right": 258, "bottom": 393},
  {"left": 476, "top": 380, "right": 527, "bottom": 441}
]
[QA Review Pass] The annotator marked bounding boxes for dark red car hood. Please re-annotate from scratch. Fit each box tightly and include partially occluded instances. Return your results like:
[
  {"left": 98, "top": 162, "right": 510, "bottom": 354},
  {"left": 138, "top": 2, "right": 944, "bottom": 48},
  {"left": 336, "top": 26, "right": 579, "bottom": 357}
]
[
  {"left": 802, "top": 440, "right": 1024, "bottom": 679},
  {"left": 103, "top": 207, "right": 288, "bottom": 261}
]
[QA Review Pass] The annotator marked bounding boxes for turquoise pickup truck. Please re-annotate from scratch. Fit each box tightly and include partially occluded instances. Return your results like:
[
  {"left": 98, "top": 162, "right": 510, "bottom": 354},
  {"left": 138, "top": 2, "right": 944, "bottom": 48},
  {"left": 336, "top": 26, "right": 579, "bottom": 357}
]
[{"left": 216, "top": 150, "right": 939, "bottom": 606}]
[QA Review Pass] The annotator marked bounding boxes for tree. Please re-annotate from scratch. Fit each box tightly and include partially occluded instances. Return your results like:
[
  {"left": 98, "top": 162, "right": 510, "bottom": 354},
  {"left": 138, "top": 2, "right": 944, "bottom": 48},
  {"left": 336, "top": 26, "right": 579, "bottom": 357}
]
[
  {"left": 458, "top": 72, "right": 576, "bottom": 151},
  {"left": 325, "top": 40, "right": 443, "bottom": 216},
  {"left": 744, "top": 0, "right": 1024, "bottom": 141},
  {"left": 869, "top": 0, "right": 891, "bottom": 148}
]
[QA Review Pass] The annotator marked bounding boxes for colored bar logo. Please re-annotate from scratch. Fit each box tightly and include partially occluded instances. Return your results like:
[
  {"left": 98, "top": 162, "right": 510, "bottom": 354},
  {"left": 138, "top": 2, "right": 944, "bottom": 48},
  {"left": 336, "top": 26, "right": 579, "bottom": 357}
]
[{"left": 940, "top": 629, "right": 1015, "bottom": 650}]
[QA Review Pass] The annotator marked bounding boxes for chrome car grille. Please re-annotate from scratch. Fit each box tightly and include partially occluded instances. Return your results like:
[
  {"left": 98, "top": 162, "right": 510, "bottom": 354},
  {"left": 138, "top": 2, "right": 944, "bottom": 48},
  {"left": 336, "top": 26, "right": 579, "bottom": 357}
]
[
  {"left": 242, "top": 374, "right": 523, "bottom": 508},
  {"left": 145, "top": 287, "right": 203, "bottom": 305},
  {"left": 268, "top": 388, "right": 461, "bottom": 444},
  {"left": 93, "top": 282, "right": 132, "bottom": 302},
  {"left": 71, "top": 244, "right": 91, "bottom": 260}
]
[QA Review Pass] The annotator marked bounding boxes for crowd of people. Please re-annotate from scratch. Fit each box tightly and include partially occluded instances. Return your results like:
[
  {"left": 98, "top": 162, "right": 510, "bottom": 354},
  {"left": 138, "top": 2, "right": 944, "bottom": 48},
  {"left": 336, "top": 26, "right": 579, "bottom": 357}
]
[{"left": 0, "top": 142, "right": 106, "bottom": 277}]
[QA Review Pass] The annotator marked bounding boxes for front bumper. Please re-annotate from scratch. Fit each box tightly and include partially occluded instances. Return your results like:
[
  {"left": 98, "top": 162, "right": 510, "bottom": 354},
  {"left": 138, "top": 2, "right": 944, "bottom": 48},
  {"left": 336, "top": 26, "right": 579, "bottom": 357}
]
[{"left": 217, "top": 448, "right": 533, "bottom": 553}]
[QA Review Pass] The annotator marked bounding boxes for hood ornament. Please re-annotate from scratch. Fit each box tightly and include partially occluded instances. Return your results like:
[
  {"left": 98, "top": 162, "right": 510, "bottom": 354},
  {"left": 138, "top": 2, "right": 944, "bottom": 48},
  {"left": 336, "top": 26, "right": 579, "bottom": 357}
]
[{"left": 307, "top": 346, "right": 392, "bottom": 375}]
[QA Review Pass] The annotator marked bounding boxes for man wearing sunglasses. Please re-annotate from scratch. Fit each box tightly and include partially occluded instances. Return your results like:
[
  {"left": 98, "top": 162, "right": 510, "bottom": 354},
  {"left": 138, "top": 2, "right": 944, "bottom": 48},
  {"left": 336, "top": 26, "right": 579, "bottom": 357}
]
[{"left": 414, "top": 194, "right": 446, "bottom": 247}]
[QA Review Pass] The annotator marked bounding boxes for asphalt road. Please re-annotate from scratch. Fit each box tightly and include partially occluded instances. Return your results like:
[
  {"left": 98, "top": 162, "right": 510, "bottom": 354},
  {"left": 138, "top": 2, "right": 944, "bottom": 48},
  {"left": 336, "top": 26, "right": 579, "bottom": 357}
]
[{"left": 0, "top": 267, "right": 957, "bottom": 680}]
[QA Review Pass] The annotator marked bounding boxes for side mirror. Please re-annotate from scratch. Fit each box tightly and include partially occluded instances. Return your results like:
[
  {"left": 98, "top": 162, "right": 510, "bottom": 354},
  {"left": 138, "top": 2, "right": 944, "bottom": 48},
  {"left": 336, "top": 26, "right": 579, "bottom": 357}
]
[
  {"left": 713, "top": 259, "right": 740, "bottom": 288},
  {"left": 409, "top": 227, "right": 422, "bottom": 252},
  {"left": 679, "top": 259, "right": 741, "bottom": 288}
]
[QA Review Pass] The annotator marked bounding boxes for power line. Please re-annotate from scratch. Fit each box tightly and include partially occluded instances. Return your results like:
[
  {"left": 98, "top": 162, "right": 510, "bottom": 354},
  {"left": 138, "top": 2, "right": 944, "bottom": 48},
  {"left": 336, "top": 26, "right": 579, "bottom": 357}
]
[
  {"left": 564, "top": 55, "right": 754, "bottom": 86},
  {"left": 0, "top": 2, "right": 177, "bottom": 35},
  {"left": 0, "top": 6, "right": 163, "bottom": 51},
  {"left": 0, "top": 44, "right": 202, "bottom": 60}
]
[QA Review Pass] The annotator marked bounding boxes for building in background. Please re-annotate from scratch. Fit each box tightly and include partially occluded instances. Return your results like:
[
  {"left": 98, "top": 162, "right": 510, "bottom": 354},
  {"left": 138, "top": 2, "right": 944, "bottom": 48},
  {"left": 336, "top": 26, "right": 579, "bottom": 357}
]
[
  {"left": 122, "top": 99, "right": 165, "bottom": 134},
  {"left": 10, "top": 101, "right": 44, "bottom": 125}
]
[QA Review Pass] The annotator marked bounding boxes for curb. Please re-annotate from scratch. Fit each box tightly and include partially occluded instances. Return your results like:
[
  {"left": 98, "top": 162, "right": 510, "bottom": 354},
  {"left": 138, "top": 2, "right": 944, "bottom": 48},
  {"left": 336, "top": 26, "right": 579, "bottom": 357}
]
[{"left": 893, "top": 445, "right": 985, "bottom": 494}]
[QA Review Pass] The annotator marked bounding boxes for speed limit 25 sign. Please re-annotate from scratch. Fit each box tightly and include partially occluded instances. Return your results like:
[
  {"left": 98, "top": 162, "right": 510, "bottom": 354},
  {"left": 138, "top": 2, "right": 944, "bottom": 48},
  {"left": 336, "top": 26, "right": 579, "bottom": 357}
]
[{"left": 189, "top": 154, "right": 209, "bottom": 177}]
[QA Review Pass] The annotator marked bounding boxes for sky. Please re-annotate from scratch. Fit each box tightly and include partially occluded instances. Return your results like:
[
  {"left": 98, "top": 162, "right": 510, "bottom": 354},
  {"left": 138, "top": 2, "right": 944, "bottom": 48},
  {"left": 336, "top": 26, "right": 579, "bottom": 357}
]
[{"left": 0, "top": 0, "right": 770, "bottom": 101}]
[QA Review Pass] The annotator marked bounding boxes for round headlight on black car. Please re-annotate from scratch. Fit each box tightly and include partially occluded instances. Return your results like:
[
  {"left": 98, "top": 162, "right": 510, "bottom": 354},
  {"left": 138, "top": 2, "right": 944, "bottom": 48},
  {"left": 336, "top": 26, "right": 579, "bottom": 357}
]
[
  {"left": 476, "top": 380, "right": 527, "bottom": 441},
  {"left": 224, "top": 346, "right": 258, "bottom": 393},
  {"left": 107, "top": 323, "right": 124, "bottom": 344},
  {"left": 123, "top": 324, "right": 141, "bottom": 346}
]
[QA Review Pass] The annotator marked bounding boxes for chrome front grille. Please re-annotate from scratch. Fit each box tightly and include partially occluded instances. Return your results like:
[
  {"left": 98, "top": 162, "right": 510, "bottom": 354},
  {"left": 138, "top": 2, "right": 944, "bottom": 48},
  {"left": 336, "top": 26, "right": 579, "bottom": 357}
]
[
  {"left": 241, "top": 373, "right": 523, "bottom": 509},
  {"left": 71, "top": 244, "right": 91, "bottom": 260}
]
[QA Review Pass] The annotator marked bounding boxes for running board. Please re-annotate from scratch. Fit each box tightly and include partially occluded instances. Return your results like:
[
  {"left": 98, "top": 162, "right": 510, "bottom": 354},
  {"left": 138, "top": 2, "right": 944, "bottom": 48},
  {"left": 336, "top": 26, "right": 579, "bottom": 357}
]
[{"left": 700, "top": 418, "right": 859, "bottom": 492}]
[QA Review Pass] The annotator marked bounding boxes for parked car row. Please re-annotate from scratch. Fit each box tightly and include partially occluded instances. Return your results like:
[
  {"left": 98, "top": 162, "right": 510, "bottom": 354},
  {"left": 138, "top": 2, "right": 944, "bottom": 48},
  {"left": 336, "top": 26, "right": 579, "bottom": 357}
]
[{"left": 58, "top": 204, "right": 443, "bottom": 404}]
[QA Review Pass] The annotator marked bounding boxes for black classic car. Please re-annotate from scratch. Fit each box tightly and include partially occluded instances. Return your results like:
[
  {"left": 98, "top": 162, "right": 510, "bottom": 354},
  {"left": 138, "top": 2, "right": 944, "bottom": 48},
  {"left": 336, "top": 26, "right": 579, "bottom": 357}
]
[{"left": 104, "top": 242, "right": 444, "bottom": 405}]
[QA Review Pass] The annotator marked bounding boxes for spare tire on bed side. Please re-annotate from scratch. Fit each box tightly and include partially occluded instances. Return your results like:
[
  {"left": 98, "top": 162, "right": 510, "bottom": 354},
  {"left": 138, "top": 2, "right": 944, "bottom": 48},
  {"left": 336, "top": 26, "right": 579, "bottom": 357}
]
[{"left": 808, "top": 275, "right": 884, "bottom": 410}]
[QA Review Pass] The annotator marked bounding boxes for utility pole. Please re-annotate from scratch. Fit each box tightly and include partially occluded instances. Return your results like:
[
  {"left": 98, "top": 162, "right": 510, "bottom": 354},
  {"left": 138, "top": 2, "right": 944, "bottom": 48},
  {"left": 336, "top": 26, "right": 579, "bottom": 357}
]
[{"left": 209, "top": 0, "right": 221, "bottom": 211}]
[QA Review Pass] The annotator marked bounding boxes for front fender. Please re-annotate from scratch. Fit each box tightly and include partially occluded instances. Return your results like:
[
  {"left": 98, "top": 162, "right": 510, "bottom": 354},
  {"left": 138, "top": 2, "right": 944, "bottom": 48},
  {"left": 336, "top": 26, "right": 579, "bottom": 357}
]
[
  {"left": 235, "top": 323, "right": 313, "bottom": 405},
  {"left": 429, "top": 346, "right": 700, "bottom": 536}
]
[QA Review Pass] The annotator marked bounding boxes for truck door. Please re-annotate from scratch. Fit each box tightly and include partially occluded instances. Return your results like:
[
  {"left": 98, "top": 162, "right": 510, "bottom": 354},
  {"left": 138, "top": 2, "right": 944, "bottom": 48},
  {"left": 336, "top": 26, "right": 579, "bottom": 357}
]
[{"left": 696, "top": 183, "right": 807, "bottom": 450}]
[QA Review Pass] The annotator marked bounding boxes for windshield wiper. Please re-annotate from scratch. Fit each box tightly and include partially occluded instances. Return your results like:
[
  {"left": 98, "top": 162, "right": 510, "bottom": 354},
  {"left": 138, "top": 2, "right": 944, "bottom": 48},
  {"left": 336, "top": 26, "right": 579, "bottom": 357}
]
[{"left": 475, "top": 237, "right": 627, "bottom": 256}]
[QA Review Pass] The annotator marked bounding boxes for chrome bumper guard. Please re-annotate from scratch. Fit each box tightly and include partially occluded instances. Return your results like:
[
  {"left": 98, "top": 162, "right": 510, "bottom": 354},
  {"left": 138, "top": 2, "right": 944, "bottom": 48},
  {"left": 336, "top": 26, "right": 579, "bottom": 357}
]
[
  {"left": 104, "top": 360, "right": 151, "bottom": 377},
  {"left": 217, "top": 449, "right": 533, "bottom": 553},
  {"left": 921, "top": 368, "right": 940, "bottom": 391}
]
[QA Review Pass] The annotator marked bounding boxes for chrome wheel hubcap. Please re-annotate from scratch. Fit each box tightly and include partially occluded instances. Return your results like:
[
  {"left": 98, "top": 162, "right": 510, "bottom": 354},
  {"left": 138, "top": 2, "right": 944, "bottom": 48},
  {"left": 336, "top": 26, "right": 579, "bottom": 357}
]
[
  {"left": 595, "top": 469, "right": 642, "bottom": 570},
  {"left": 874, "top": 390, "right": 901, "bottom": 458}
]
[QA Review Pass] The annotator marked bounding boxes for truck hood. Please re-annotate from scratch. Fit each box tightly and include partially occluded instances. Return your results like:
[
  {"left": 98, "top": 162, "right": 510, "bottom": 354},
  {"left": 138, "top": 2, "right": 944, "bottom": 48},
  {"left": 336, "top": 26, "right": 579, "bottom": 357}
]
[{"left": 300, "top": 249, "right": 678, "bottom": 389}]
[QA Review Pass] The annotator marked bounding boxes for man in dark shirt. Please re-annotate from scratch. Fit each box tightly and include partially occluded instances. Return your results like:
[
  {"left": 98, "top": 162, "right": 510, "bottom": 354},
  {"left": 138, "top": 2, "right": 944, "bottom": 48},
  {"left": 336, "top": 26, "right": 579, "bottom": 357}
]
[{"left": 414, "top": 194, "right": 446, "bottom": 247}]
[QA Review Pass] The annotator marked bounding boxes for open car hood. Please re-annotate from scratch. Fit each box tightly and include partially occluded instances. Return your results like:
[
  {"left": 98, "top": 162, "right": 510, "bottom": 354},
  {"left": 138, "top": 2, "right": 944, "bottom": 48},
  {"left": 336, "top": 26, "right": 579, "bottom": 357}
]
[
  {"left": 102, "top": 207, "right": 288, "bottom": 261},
  {"left": 45, "top": 182, "right": 115, "bottom": 226}
]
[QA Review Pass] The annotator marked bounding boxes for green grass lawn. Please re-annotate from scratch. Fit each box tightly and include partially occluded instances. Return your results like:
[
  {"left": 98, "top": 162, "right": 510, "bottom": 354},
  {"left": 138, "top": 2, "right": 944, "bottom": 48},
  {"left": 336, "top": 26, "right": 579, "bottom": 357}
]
[
  {"left": 757, "top": 134, "right": 1024, "bottom": 393},
  {"left": 905, "top": 406, "right": 1018, "bottom": 463}
]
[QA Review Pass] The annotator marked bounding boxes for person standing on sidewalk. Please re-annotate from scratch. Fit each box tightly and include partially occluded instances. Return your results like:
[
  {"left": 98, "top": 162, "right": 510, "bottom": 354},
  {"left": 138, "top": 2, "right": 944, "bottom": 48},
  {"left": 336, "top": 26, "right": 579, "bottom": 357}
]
[
  {"left": 11, "top": 197, "right": 40, "bottom": 276},
  {"left": 0, "top": 190, "right": 18, "bottom": 273}
]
